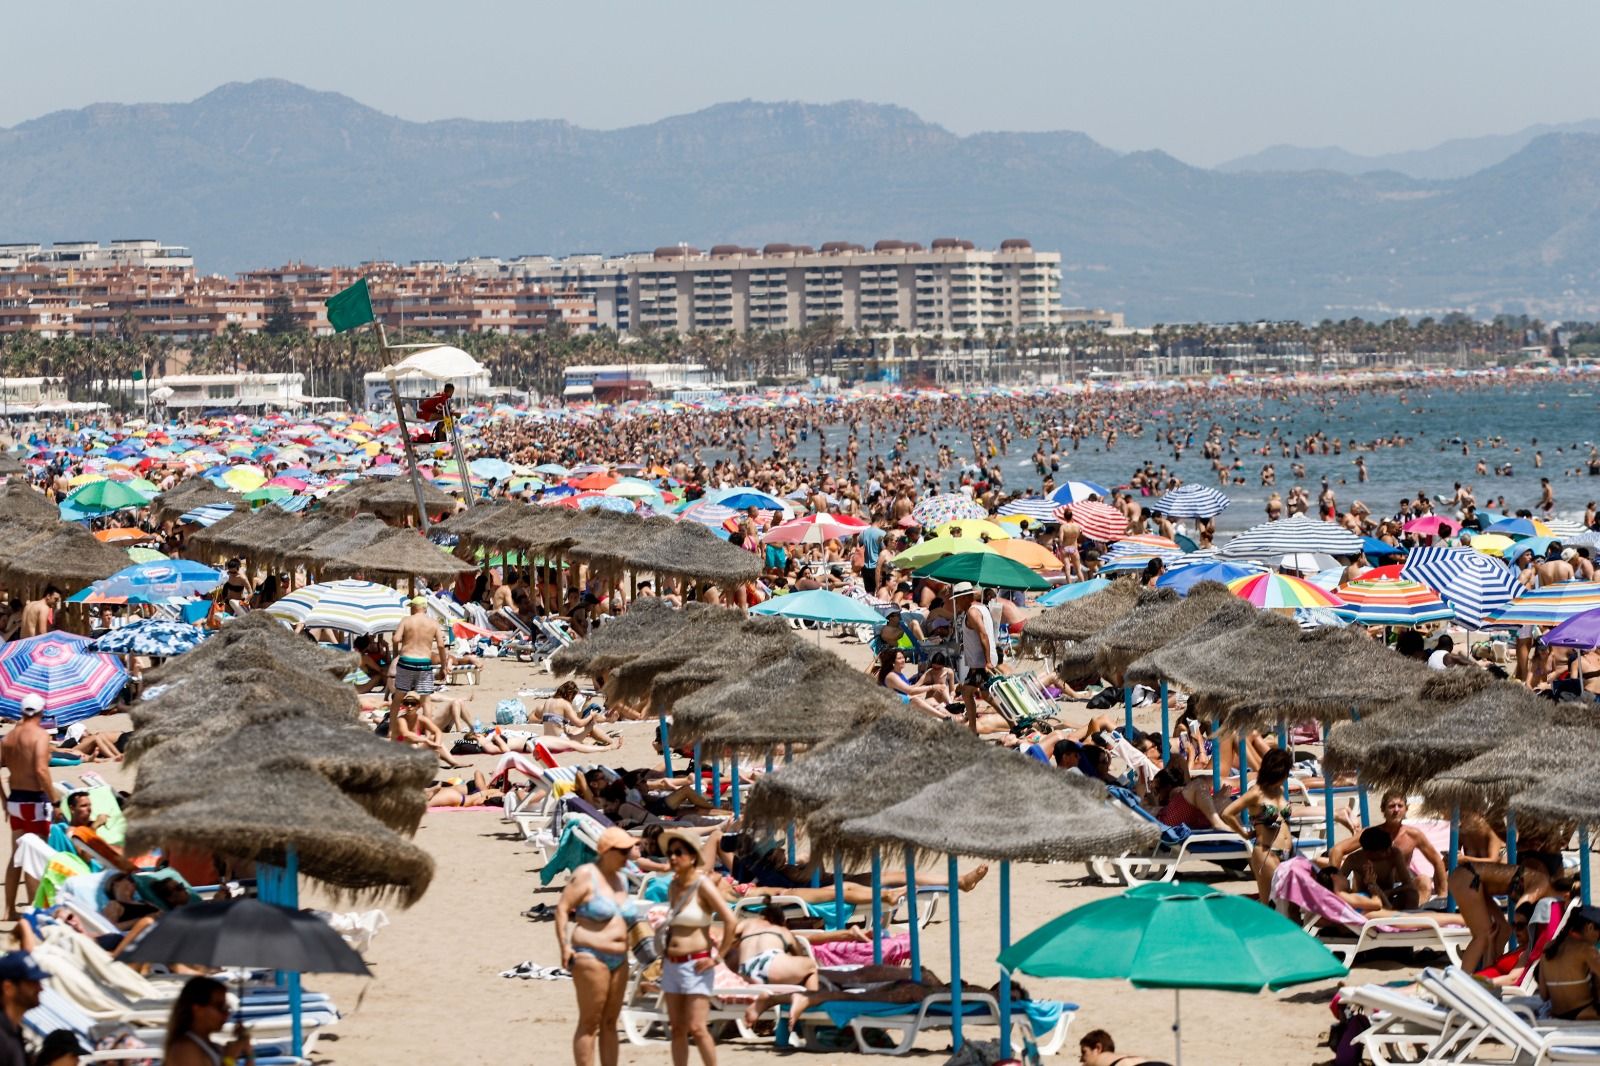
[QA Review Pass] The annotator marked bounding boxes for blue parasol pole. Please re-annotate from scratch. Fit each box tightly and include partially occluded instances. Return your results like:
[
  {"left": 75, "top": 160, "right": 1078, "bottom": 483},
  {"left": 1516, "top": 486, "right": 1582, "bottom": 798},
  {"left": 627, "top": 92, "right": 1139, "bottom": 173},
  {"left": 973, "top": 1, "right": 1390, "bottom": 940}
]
[
  {"left": 692, "top": 743, "right": 702, "bottom": 797},
  {"left": 833, "top": 847, "right": 845, "bottom": 919},
  {"left": 870, "top": 849, "right": 883, "bottom": 965},
  {"left": 711, "top": 751, "right": 722, "bottom": 809},
  {"left": 905, "top": 846, "right": 921, "bottom": 982},
  {"left": 947, "top": 853, "right": 963, "bottom": 1050},
  {"left": 1582, "top": 826, "right": 1593, "bottom": 907},
  {"left": 785, "top": 744, "right": 798, "bottom": 868},
  {"left": 1210, "top": 716, "right": 1222, "bottom": 795},
  {"left": 729, "top": 750, "right": 740, "bottom": 818},
  {"left": 998, "top": 860, "right": 1013, "bottom": 1062},
  {"left": 285, "top": 846, "right": 304, "bottom": 1059},
  {"left": 658, "top": 710, "right": 672, "bottom": 778},
  {"left": 1447, "top": 804, "right": 1460, "bottom": 911},
  {"left": 1123, "top": 684, "right": 1134, "bottom": 735},
  {"left": 1322, "top": 767, "right": 1336, "bottom": 859},
  {"left": 1236, "top": 734, "right": 1249, "bottom": 793},
  {"left": 1349, "top": 707, "right": 1370, "bottom": 827},
  {"left": 1159, "top": 681, "right": 1170, "bottom": 761},
  {"left": 1506, "top": 807, "right": 1519, "bottom": 946}
]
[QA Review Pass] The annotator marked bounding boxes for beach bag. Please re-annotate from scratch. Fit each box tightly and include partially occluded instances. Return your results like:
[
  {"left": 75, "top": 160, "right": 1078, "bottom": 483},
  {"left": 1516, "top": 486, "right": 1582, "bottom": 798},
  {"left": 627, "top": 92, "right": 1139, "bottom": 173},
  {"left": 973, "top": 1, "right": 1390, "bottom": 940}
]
[
  {"left": 450, "top": 738, "right": 484, "bottom": 756},
  {"left": 494, "top": 698, "right": 528, "bottom": 726}
]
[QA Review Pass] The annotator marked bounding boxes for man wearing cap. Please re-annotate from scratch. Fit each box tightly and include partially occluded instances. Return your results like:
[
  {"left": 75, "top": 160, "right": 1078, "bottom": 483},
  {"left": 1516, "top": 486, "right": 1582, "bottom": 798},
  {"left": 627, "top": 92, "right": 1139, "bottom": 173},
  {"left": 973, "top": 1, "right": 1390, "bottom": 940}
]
[
  {"left": 390, "top": 595, "right": 448, "bottom": 722},
  {"left": 954, "top": 582, "right": 998, "bottom": 730},
  {"left": 1, "top": 695, "right": 52, "bottom": 921},
  {"left": 0, "top": 952, "right": 45, "bottom": 1066}
]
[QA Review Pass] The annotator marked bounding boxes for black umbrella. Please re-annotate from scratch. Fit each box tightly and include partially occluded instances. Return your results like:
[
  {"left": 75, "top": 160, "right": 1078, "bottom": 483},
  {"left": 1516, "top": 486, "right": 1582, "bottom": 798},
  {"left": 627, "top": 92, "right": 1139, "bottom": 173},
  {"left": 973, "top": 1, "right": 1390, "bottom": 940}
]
[{"left": 122, "top": 898, "right": 370, "bottom": 975}]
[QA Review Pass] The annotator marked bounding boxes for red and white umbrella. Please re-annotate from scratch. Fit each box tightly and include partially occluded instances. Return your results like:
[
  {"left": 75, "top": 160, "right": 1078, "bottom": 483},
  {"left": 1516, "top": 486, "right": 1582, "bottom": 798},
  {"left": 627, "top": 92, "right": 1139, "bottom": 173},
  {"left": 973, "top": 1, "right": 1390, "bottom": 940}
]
[
  {"left": 763, "top": 513, "right": 868, "bottom": 545},
  {"left": 1057, "top": 500, "right": 1129, "bottom": 543}
]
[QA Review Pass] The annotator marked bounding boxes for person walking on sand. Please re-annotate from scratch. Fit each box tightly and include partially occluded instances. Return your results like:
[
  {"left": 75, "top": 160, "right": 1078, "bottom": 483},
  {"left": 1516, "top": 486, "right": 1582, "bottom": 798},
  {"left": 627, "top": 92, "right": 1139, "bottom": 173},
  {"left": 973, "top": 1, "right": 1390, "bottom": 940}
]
[
  {"left": 554, "top": 827, "right": 639, "bottom": 1066},
  {"left": 390, "top": 596, "right": 448, "bottom": 723},
  {"left": 1, "top": 695, "right": 53, "bottom": 921},
  {"left": 658, "top": 829, "right": 737, "bottom": 1066}
]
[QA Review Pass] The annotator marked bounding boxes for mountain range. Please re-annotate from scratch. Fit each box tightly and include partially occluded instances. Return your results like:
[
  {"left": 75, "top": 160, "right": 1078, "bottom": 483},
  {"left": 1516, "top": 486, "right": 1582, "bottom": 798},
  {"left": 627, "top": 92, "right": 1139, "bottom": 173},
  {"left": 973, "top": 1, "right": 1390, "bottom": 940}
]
[
  {"left": 1218, "top": 119, "right": 1600, "bottom": 180},
  {"left": 3, "top": 79, "right": 1600, "bottom": 323}
]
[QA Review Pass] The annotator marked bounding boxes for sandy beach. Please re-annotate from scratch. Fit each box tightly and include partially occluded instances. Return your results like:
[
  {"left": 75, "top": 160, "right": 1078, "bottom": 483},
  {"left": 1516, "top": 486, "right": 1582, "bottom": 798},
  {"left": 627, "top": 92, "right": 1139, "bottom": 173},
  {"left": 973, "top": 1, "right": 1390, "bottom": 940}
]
[{"left": 49, "top": 634, "right": 1400, "bottom": 1066}]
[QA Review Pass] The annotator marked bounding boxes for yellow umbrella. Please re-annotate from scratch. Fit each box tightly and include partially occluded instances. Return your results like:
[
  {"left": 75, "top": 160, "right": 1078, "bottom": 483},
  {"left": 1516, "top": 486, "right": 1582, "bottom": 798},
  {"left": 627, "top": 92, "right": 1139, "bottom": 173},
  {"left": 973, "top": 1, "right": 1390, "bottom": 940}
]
[
  {"left": 1469, "top": 533, "right": 1515, "bottom": 558},
  {"left": 932, "top": 519, "right": 1012, "bottom": 541},
  {"left": 992, "top": 538, "right": 1063, "bottom": 571},
  {"left": 220, "top": 466, "right": 267, "bottom": 492},
  {"left": 890, "top": 535, "right": 997, "bottom": 570},
  {"left": 68, "top": 472, "right": 108, "bottom": 487}
]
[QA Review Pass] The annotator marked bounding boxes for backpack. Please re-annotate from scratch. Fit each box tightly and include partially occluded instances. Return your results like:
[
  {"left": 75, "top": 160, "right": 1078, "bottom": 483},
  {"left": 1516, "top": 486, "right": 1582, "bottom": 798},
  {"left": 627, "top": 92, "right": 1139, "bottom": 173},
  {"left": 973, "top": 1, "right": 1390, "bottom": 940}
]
[{"left": 494, "top": 698, "right": 528, "bottom": 726}]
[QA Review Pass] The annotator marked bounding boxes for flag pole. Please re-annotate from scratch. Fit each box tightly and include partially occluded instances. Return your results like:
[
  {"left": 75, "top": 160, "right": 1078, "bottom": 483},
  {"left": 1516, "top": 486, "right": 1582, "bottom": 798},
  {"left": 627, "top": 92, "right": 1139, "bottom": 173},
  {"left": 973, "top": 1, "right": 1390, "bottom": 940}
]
[{"left": 378, "top": 322, "right": 432, "bottom": 533}]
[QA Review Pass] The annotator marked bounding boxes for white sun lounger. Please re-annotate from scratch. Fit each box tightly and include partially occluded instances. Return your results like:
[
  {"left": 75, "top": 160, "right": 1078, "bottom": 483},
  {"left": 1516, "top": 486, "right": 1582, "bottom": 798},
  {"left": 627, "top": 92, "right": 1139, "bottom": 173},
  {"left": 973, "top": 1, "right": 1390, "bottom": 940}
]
[
  {"left": 1341, "top": 982, "right": 1480, "bottom": 1065},
  {"left": 1421, "top": 965, "right": 1600, "bottom": 1064},
  {"left": 620, "top": 965, "right": 806, "bottom": 1046},
  {"left": 819, "top": 992, "right": 1076, "bottom": 1058}
]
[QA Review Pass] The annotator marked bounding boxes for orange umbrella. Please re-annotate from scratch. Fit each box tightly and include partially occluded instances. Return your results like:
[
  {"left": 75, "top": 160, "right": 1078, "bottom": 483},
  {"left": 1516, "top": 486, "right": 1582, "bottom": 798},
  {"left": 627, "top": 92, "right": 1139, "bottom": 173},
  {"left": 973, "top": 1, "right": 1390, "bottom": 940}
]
[
  {"left": 572, "top": 473, "right": 617, "bottom": 491},
  {"left": 992, "top": 539, "right": 1063, "bottom": 571},
  {"left": 93, "top": 528, "right": 154, "bottom": 544}
]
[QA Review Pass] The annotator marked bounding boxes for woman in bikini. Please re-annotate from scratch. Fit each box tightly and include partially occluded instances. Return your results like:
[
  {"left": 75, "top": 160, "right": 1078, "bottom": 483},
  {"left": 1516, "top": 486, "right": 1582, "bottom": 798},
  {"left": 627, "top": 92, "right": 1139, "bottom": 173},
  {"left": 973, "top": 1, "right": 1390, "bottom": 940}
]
[
  {"left": 1221, "top": 747, "right": 1296, "bottom": 904},
  {"left": 1539, "top": 907, "right": 1600, "bottom": 1020},
  {"left": 1447, "top": 855, "right": 1560, "bottom": 972},
  {"left": 658, "top": 829, "right": 738, "bottom": 1066},
  {"left": 874, "top": 648, "right": 959, "bottom": 720},
  {"left": 554, "top": 826, "right": 640, "bottom": 1066},
  {"left": 727, "top": 896, "right": 869, "bottom": 1028},
  {"left": 423, "top": 771, "right": 506, "bottom": 808},
  {"left": 1152, "top": 762, "right": 1239, "bottom": 835}
]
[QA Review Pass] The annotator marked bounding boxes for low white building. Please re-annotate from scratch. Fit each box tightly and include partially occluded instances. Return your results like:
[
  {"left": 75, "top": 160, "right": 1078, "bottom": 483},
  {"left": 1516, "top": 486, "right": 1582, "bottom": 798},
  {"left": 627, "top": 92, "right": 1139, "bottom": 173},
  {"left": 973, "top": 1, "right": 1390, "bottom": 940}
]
[{"left": 102, "top": 372, "right": 334, "bottom": 410}]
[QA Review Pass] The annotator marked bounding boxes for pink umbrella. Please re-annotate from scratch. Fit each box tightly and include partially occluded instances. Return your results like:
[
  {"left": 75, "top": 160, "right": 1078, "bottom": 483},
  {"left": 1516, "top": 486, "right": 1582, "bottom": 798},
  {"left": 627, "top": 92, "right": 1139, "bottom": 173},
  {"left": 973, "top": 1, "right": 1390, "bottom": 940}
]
[
  {"left": 268, "top": 476, "right": 310, "bottom": 491},
  {"left": 763, "top": 513, "right": 868, "bottom": 545},
  {"left": 1402, "top": 515, "right": 1459, "bottom": 537}
]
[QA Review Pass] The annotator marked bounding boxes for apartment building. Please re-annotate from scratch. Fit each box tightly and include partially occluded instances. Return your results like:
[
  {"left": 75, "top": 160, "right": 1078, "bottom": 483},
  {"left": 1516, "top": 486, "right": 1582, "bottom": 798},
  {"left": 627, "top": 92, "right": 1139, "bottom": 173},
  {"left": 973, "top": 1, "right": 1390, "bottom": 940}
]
[{"left": 466, "top": 238, "right": 1062, "bottom": 335}]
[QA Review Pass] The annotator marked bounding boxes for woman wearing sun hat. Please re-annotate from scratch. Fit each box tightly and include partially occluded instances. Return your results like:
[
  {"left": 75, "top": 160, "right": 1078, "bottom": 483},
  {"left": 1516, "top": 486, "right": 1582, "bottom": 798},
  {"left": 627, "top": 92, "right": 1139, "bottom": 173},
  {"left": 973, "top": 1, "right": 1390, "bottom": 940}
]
[
  {"left": 657, "top": 828, "right": 737, "bottom": 1066},
  {"left": 554, "top": 826, "right": 640, "bottom": 1066}
]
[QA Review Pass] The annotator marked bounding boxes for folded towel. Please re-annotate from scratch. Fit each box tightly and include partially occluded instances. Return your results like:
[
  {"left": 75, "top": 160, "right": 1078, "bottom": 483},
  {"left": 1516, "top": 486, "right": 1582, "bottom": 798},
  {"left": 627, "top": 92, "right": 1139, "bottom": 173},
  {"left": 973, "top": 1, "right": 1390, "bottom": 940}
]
[{"left": 811, "top": 933, "right": 910, "bottom": 968}]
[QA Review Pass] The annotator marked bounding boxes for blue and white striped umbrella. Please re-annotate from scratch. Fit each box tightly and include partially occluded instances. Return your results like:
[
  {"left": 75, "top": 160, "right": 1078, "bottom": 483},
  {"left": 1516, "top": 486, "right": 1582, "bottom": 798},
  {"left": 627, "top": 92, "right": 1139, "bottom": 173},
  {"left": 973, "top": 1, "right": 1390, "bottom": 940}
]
[
  {"left": 1218, "top": 515, "right": 1365, "bottom": 559},
  {"left": 1152, "top": 484, "right": 1231, "bottom": 519},
  {"left": 1047, "top": 481, "right": 1111, "bottom": 505},
  {"left": 273, "top": 494, "right": 314, "bottom": 513},
  {"left": 1568, "top": 529, "right": 1600, "bottom": 551},
  {"left": 90, "top": 619, "right": 210, "bottom": 657},
  {"left": 180, "top": 503, "right": 235, "bottom": 527},
  {"left": 1098, "top": 544, "right": 1185, "bottom": 575},
  {"left": 1400, "top": 546, "right": 1519, "bottom": 629},
  {"left": 265, "top": 579, "right": 407, "bottom": 636},
  {"left": 997, "top": 497, "right": 1059, "bottom": 523}
]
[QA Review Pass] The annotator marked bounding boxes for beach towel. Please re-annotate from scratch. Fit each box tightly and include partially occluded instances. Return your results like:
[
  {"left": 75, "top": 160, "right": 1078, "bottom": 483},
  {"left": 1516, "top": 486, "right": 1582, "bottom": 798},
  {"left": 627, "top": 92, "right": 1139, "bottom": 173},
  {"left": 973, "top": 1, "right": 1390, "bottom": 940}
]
[
  {"left": 818, "top": 997, "right": 1068, "bottom": 1037},
  {"left": 812, "top": 932, "right": 911, "bottom": 967},
  {"left": 1108, "top": 786, "right": 1192, "bottom": 848},
  {"left": 1271, "top": 856, "right": 1365, "bottom": 927},
  {"left": 538, "top": 823, "right": 596, "bottom": 886}
]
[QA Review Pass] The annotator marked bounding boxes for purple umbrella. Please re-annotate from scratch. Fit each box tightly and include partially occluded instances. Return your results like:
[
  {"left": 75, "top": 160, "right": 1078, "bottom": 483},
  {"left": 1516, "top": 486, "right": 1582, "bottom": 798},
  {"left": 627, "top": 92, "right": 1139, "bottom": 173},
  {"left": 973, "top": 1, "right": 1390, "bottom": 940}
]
[{"left": 1543, "top": 606, "right": 1600, "bottom": 650}]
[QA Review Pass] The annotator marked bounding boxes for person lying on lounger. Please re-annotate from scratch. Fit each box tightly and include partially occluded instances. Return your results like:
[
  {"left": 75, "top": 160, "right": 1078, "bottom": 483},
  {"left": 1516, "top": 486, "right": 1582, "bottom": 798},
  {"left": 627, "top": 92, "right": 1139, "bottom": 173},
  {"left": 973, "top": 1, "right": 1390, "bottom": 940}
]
[
  {"left": 729, "top": 897, "right": 869, "bottom": 1027},
  {"left": 1334, "top": 827, "right": 1422, "bottom": 912},
  {"left": 425, "top": 771, "right": 507, "bottom": 808}
]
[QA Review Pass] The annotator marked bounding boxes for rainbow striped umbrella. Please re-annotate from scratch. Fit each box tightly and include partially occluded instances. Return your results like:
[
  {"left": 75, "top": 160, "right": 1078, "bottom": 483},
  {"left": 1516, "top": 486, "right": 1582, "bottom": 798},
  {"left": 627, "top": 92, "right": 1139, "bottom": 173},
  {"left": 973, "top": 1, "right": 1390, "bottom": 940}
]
[
  {"left": 1332, "top": 577, "right": 1454, "bottom": 626},
  {"left": 1482, "top": 580, "right": 1600, "bottom": 630},
  {"left": 1227, "top": 572, "right": 1345, "bottom": 611},
  {"left": 1117, "top": 534, "right": 1182, "bottom": 553},
  {"left": 265, "top": 579, "right": 407, "bottom": 636},
  {"left": 0, "top": 633, "right": 128, "bottom": 725}
]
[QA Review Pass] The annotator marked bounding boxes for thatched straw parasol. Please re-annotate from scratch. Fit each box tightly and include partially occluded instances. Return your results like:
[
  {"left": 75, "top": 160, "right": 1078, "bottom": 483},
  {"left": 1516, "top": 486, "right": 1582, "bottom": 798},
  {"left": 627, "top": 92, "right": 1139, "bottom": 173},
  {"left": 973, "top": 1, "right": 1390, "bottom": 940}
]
[
  {"left": 284, "top": 513, "right": 391, "bottom": 572},
  {"left": 0, "top": 516, "right": 62, "bottom": 573},
  {"left": 131, "top": 714, "right": 432, "bottom": 834},
  {"left": 126, "top": 680, "right": 359, "bottom": 762},
  {"left": 201, "top": 507, "right": 301, "bottom": 563},
  {"left": 185, "top": 509, "right": 251, "bottom": 562},
  {"left": 2, "top": 524, "right": 135, "bottom": 593},
  {"left": 1043, "top": 587, "right": 1179, "bottom": 677},
  {"left": 0, "top": 451, "right": 26, "bottom": 477},
  {"left": 837, "top": 758, "right": 1158, "bottom": 865},
  {"left": 645, "top": 617, "right": 802, "bottom": 713},
  {"left": 324, "top": 527, "right": 476, "bottom": 586},
  {"left": 667, "top": 643, "right": 895, "bottom": 750},
  {"left": 322, "top": 477, "right": 457, "bottom": 520},
  {"left": 551, "top": 598, "right": 694, "bottom": 677},
  {"left": 151, "top": 479, "right": 231, "bottom": 523},
  {"left": 1020, "top": 579, "right": 1142, "bottom": 651},
  {"left": 0, "top": 480, "right": 62, "bottom": 523},
  {"left": 1509, "top": 768, "right": 1600, "bottom": 833},
  {"left": 1325, "top": 680, "right": 1576, "bottom": 792},
  {"left": 126, "top": 766, "right": 434, "bottom": 905},
  {"left": 626, "top": 520, "right": 762, "bottom": 587},
  {"left": 605, "top": 608, "right": 752, "bottom": 706},
  {"left": 564, "top": 510, "right": 649, "bottom": 572},
  {"left": 1092, "top": 582, "right": 1255, "bottom": 681},
  {"left": 1422, "top": 726, "right": 1600, "bottom": 812},
  {"left": 145, "top": 612, "right": 355, "bottom": 685}
]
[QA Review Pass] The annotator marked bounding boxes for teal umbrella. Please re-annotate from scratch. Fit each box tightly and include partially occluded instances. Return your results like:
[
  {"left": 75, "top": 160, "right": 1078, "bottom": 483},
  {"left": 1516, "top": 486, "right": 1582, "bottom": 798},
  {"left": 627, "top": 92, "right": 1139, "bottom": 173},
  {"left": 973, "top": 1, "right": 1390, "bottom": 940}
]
[
  {"left": 915, "top": 552, "right": 1052, "bottom": 591},
  {"left": 61, "top": 479, "right": 152, "bottom": 516},
  {"left": 999, "top": 881, "right": 1346, "bottom": 1065},
  {"left": 750, "top": 589, "right": 884, "bottom": 627}
]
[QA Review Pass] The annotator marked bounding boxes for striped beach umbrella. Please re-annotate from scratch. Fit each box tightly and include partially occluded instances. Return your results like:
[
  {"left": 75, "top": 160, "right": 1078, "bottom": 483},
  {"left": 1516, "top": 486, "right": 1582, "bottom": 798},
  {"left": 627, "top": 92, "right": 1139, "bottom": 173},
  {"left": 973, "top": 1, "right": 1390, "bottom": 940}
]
[
  {"left": 1482, "top": 580, "right": 1600, "bottom": 630},
  {"left": 1545, "top": 518, "right": 1587, "bottom": 539},
  {"left": 90, "top": 619, "right": 210, "bottom": 657},
  {"left": 1151, "top": 484, "right": 1230, "bottom": 519},
  {"left": 1218, "top": 515, "right": 1365, "bottom": 559},
  {"left": 911, "top": 493, "right": 987, "bottom": 528},
  {"left": 180, "top": 503, "right": 235, "bottom": 527},
  {"left": 1118, "top": 534, "right": 1182, "bottom": 553},
  {"left": 996, "top": 497, "right": 1059, "bottom": 524},
  {"left": 1401, "top": 547, "right": 1519, "bottom": 629},
  {"left": 1047, "top": 480, "right": 1111, "bottom": 505},
  {"left": 1057, "top": 500, "right": 1129, "bottom": 543},
  {"left": 0, "top": 634, "right": 128, "bottom": 725},
  {"left": 1332, "top": 578, "right": 1454, "bottom": 627},
  {"left": 1227, "top": 572, "right": 1345, "bottom": 610},
  {"left": 265, "top": 579, "right": 407, "bottom": 636}
]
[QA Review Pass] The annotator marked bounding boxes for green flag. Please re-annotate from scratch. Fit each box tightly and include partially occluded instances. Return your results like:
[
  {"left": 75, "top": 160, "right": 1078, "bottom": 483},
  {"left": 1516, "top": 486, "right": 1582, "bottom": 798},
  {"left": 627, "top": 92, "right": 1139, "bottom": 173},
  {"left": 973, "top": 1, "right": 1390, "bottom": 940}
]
[{"left": 325, "top": 278, "right": 375, "bottom": 333}]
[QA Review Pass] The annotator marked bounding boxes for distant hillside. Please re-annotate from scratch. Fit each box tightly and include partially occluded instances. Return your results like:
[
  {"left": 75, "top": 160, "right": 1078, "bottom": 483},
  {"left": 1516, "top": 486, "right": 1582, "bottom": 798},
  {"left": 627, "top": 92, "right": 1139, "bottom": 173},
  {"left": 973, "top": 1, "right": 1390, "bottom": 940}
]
[
  {"left": 1219, "top": 118, "right": 1600, "bottom": 179},
  {"left": 5, "top": 80, "right": 1600, "bottom": 321}
]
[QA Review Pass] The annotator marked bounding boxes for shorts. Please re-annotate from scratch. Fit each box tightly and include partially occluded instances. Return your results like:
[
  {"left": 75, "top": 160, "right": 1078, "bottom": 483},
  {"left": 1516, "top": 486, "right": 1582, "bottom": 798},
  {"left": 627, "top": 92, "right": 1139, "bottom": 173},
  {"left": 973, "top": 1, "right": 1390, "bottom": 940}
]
[
  {"left": 7, "top": 789, "right": 52, "bottom": 839},
  {"left": 394, "top": 657, "right": 435, "bottom": 694},
  {"left": 660, "top": 955, "right": 716, "bottom": 996}
]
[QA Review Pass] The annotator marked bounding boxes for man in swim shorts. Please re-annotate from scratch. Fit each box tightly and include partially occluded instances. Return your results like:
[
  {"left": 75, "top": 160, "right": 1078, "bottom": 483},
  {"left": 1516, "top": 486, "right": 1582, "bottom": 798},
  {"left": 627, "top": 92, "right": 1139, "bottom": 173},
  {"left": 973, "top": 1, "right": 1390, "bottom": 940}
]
[
  {"left": 1, "top": 695, "right": 54, "bottom": 919},
  {"left": 390, "top": 596, "right": 448, "bottom": 723}
]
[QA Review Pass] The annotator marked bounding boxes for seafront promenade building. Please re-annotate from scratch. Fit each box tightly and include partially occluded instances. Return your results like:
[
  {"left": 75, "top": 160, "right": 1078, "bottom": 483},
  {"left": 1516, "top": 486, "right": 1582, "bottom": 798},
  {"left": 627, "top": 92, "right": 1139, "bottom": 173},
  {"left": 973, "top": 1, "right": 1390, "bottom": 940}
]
[{"left": 1, "top": 237, "right": 1064, "bottom": 342}]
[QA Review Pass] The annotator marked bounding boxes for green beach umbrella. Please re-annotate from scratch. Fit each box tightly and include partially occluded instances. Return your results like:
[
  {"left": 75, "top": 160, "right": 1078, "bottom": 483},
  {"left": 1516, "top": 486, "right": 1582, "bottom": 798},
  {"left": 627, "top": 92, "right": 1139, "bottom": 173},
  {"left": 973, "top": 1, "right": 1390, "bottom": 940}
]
[
  {"left": 890, "top": 534, "right": 996, "bottom": 570},
  {"left": 241, "top": 486, "right": 293, "bottom": 503},
  {"left": 63, "top": 479, "right": 152, "bottom": 515},
  {"left": 915, "top": 552, "right": 1051, "bottom": 591},
  {"left": 126, "top": 547, "right": 168, "bottom": 563},
  {"left": 999, "top": 881, "right": 1346, "bottom": 1065}
]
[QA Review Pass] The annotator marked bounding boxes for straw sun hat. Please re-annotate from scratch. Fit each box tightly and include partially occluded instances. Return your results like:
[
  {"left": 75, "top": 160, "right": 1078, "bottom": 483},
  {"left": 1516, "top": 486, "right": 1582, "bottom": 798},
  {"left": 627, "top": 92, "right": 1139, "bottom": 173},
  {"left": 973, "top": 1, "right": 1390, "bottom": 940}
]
[{"left": 659, "top": 828, "right": 708, "bottom": 867}]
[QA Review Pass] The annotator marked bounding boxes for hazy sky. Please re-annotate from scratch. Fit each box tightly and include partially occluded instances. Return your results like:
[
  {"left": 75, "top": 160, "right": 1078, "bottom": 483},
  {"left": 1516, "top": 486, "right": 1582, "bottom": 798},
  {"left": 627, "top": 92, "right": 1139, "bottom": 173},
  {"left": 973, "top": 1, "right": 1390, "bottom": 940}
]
[{"left": 9, "top": 2, "right": 1600, "bottom": 166}]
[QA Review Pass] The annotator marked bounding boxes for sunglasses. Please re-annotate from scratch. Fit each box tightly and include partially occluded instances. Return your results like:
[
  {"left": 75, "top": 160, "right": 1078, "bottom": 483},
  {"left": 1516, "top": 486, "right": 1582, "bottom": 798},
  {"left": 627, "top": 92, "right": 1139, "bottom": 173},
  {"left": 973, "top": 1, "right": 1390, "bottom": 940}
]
[{"left": 668, "top": 848, "right": 695, "bottom": 859}]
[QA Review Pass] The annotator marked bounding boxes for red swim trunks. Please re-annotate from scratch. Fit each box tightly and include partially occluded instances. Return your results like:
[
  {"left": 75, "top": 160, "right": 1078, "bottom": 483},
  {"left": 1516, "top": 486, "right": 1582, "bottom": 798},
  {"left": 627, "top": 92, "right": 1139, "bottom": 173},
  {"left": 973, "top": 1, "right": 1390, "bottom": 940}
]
[{"left": 6, "top": 789, "right": 52, "bottom": 840}]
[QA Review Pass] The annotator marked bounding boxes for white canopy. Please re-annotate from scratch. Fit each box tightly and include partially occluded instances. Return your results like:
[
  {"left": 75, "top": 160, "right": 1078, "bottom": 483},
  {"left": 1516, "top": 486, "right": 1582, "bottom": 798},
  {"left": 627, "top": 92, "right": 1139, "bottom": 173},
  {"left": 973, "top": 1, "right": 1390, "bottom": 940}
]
[{"left": 381, "top": 345, "right": 487, "bottom": 383}]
